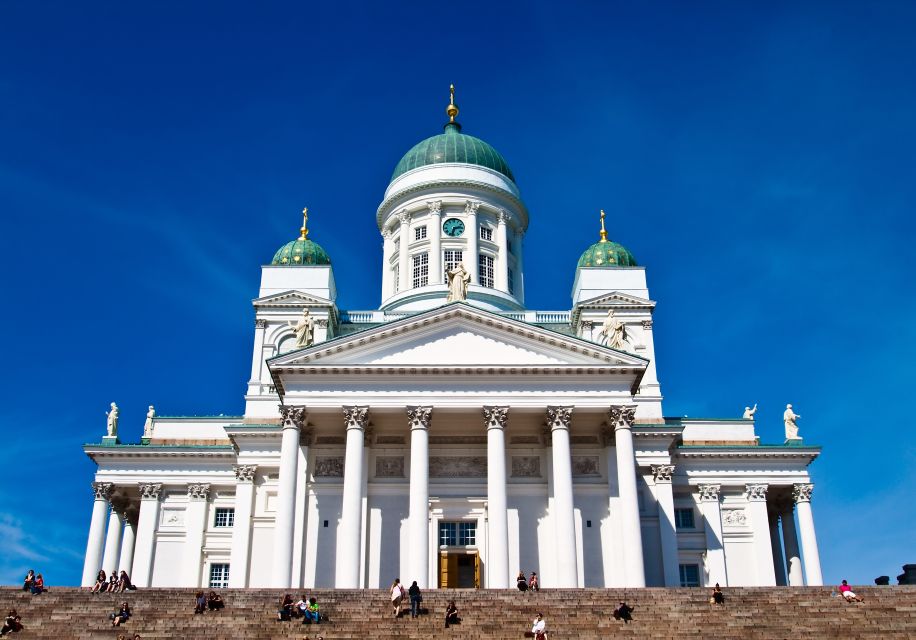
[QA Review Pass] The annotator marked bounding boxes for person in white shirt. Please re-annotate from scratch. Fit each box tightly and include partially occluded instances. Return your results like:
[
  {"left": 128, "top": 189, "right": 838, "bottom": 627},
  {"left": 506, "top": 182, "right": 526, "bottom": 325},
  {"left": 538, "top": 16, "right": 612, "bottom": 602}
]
[{"left": 531, "top": 612, "right": 546, "bottom": 639}]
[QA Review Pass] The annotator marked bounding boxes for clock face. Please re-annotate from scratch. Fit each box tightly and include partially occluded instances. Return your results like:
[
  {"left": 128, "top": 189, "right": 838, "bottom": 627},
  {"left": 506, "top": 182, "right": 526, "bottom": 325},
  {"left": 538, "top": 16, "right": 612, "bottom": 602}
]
[{"left": 443, "top": 218, "right": 465, "bottom": 237}]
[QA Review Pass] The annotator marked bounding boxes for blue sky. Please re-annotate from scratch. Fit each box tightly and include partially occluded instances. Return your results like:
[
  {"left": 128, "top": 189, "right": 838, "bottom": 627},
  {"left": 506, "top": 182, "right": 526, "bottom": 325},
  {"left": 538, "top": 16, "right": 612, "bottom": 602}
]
[{"left": 1, "top": 1, "right": 913, "bottom": 586}]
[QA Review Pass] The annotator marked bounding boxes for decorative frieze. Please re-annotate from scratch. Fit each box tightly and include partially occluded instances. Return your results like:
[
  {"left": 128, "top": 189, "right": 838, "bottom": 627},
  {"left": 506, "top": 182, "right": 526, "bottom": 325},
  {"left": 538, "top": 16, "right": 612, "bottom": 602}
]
[
  {"left": 510, "top": 435, "right": 540, "bottom": 445},
  {"left": 138, "top": 482, "right": 163, "bottom": 500},
  {"left": 570, "top": 435, "right": 599, "bottom": 445},
  {"left": 722, "top": 508, "right": 748, "bottom": 527},
  {"left": 511, "top": 456, "right": 541, "bottom": 478},
  {"left": 651, "top": 464, "right": 675, "bottom": 483},
  {"left": 314, "top": 456, "right": 345, "bottom": 478},
  {"left": 792, "top": 483, "right": 814, "bottom": 503},
  {"left": 92, "top": 481, "right": 114, "bottom": 501},
  {"left": 697, "top": 484, "right": 721, "bottom": 502},
  {"left": 234, "top": 465, "right": 257, "bottom": 483},
  {"left": 429, "top": 456, "right": 487, "bottom": 478},
  {"left": 571, "top": 456, "right": 600, "bottom": 477},
  {"left": 375, "top": 456, "right": 405, "bottom": 478},
  {"left": 745, "top": 484, "right": 768, "bottom": 502},
  {"left": 483, "top": 406, "right": 509, "bottom": 430},
  {"left": 279, "top": 404, "right": 307, "bottom": 430},
  {"left": 429, "top": 435, "right": 487, "bottom": 445},
  {"left": 187, "top": 483, "right": 210, "bottom": 501},
  {"left": 376, "top": 435, "right": 405, "bottom": 445},
  {"left": 407, "top": 406, "right": 432, "bottom": 430},
  {"left": 160, "top": 508, "right": 185, "bottom": 527},
  {"left": 608, "top": 405, "right": 637, "bottom": 431},
  {"left": 315, "top": 436, "right": 345, "bottom": 445}
]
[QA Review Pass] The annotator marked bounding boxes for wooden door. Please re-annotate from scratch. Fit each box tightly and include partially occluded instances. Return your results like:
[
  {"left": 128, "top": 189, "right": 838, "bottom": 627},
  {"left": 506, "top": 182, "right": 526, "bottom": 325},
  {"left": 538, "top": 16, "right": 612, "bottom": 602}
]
[{"left": 474, "top": 550, "right": 480, "bottom": 588}]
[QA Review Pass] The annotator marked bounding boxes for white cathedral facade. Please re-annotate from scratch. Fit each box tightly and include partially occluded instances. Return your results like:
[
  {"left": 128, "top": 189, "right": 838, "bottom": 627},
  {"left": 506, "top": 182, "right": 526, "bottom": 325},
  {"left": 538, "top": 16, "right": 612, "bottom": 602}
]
[{"left": 81, "top": 91, "right": 823, "bottom": 591}]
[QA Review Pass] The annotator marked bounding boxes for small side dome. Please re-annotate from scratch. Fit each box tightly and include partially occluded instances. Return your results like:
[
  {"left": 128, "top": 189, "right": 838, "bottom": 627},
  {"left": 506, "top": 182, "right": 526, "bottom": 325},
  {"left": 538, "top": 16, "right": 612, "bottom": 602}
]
[
  {"left": 577, "top": 210, "right": 637, "bottom": 268},
  {"left": 270, "top": 208, "right": 331, "bottom": 266}
]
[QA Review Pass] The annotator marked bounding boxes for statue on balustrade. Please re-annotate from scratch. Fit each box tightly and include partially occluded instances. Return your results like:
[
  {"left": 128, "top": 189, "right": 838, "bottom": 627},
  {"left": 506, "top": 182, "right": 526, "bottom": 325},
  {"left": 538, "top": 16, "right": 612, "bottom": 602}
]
[
  {"left": 105, "top": 402, "right": 119, "bottom": 438},
  {"left": 742, "top": 403, "right": 757, "bottom": 420},
  {"left": 143, "top": 405, "right": 156, "bottom": 439},
  {"left": 446, "top": 263, "right": 470, "bottom": 302},
  {"left": 784, "top": 404, "right": 802, "bottom": 440}
]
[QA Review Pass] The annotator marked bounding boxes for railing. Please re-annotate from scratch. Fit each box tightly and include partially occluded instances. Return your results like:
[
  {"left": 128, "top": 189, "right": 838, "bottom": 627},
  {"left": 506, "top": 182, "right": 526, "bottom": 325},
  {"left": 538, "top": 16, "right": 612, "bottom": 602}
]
[{"left": 340, "top": 309, "right": 571, "bottom": 325}]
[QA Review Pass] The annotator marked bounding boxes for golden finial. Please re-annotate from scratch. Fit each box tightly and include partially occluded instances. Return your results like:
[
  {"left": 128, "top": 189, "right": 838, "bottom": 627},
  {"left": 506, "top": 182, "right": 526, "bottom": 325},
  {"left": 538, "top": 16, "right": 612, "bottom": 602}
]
[
  {"left": 300, "top": 207, "right": 309, "bottom": 240},
  {"left": 446, "top": 83, "right": 459, "bottom": 123},
  {"left": 599, "top": 209, "right": 608, "bottom": 242}
]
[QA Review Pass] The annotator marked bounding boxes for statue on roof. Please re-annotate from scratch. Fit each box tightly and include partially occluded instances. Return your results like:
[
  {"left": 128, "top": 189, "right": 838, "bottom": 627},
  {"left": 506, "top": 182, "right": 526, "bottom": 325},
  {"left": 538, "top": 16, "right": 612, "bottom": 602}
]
[
  {"left": 143, "top": 405, "right": 156, "bottom": 439},
  {"left": 784, "top": 404, "right": 802, "bottom": 440},
  {"left": 288, "top": 308, "right": 315, "bottom": 348},
  {"left": 742, "top": 404, "right": 757, "bottom": 420},
  {"left": 446, "top": 262, "right": 470, "bottom": 303},
  {"left": 599, "top": 309, "right": 628, "bottom": 350},
  {"left": 105, "top": 402, "right": 119, "bottom": 438}
]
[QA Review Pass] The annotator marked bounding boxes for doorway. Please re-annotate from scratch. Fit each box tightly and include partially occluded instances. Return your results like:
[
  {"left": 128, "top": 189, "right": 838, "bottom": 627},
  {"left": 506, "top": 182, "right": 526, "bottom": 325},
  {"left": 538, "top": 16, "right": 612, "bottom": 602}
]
[{"left": 439, "top": 550, "right": 480, "bottom": 588}]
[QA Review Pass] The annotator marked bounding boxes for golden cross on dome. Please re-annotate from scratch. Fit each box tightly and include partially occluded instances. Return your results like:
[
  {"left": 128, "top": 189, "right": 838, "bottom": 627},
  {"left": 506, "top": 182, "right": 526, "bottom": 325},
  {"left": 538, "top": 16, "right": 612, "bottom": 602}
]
[
  {"left": 447, "top": 84, "right": 459, "bottom": 123},
  {"left": 599, "top": 209, "right": 608, "bottom": 242},
  {"left": 300, "top": 207, "right": 309, "bottom": 240}
]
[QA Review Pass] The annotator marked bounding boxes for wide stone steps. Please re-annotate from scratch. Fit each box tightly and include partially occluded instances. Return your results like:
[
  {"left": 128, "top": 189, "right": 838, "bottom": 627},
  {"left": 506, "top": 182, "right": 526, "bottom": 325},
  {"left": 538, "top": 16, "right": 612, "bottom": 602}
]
[{"left": 2, "top": 586, "right": 915, "bottom": 639}]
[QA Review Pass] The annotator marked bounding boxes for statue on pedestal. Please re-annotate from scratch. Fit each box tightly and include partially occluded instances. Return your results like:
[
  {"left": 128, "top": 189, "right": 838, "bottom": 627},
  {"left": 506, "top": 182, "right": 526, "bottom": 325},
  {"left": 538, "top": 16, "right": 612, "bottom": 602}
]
[
  {"left": 446, "top": 263, "right": 470, "bottom": 302},
  {"left": 288, "top": 309, "right": 315, "bottom": 348},
  {"left": 743, "top": 403, "right": 757, "bottom": 420},
  {"left": 143, "top": 405, "right": 156, "bottom": 439},
  {"left": 105, "top": 402, "right": 119, "bottom": 438},
  {"left": 599, "top": 309, "right": 627, "bottom": 350},
  {"left": 784, "top": 404, "right": 802, "bottom": 440}
]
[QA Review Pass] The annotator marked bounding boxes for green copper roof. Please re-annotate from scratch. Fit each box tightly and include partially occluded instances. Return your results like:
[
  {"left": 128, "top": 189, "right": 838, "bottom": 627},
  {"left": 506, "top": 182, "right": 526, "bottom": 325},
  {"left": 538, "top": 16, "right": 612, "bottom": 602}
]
[
  {"left": 271, "top": 238, "right": 331, "bottom": 266},
  {"left": 577, "top": 239, "right": 637, "bottom": 268},
  {"left": 391, "top": 123, "right": 515, "bottom": 183}
]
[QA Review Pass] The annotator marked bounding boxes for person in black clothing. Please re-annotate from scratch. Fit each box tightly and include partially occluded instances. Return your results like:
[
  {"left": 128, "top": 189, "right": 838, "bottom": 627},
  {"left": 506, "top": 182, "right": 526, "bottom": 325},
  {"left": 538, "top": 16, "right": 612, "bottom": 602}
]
[
  {"left": 207, "top": 591, "right": 224, "bottom": 611},
  {"left": 444, "top": 601, "right": 459, "bottom": 628},
  {"left": 408, "top": 581, "right": 422, "bottom": 618},
  {"left": 21, "top": 572, "right": 34, "bottom": 593},
  {"left": 111, "top": 602, "right": 131, "bottom": 627},
  {"left": 711, "top": 583, "right": 725, "bottom": 605},
  {"left": 613, "top": 601, "right": 634, "bottom": 624},
  {"left": 516, "top": 571, "right": 528, "bottom": 592},
  {"left": 1, "top": 610, "right": 22, "bottom": 636},
  {"left": 277, "top": 594, "right": 294, "bottom": 621}
]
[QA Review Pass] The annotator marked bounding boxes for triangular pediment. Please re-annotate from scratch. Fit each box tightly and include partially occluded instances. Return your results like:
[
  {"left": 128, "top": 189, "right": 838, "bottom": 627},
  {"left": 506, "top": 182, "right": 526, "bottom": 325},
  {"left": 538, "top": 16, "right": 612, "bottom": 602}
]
[
  {"left": 577, "top": 291, "right": 656, "bottom": 309},
  {"left": 269, "top": 303, "right": 648, "bottom": 369},
  {"left": 253, "top": 290, "right": 333, "bottom": 308}
]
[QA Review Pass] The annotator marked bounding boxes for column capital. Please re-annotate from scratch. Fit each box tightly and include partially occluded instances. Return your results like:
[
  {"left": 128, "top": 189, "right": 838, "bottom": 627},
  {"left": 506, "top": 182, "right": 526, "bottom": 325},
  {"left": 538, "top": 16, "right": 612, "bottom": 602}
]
[
  {"left": 546, "top": 406, "right": 573, "bottom": 431},
  {"left": 464, "top": 200, "right": 480, "bottom": 215},
  {"left": 382, "top": 228, "right": 393, "bottom": 240},
  {"left": 426, "top": 200, "right": 442, "bottom": 216},
  {"left": 92, "top": 481, "right": 114, "bottom": 501},
  {"left": 407, "top": 406, "right": 432, "bottom": 430},
  {"left": 483, "top": 406, "right": 509, "bottom": 431},
  {"left": 496, "top": 208, "right": 508, "bottom": 224},
  {"left": 234, "top": 465, "right": 258, "bottom": 483},
  {"left": 255, "top": 318, "right": 268, "bottom": 329},
  {"left": 343, "top": 406, "right": 370, "bottom": 430},
  {"left": 697, "top": 483, "right": 721, "bottom": 502},
  {"left": 792, "top": 483, "right": 814, "bottom": 503},
  {"left": 651, "top": 464, "right": 675, "bottom": 483},
  {"left": 398, "top": 209, "right": 411, "bottom": 225},
  {"left": 138, "top": 482, "right": 163, "bottom": 501},
  {"left": 279, "top": 404, "right": 307, "bottom": 431},
  {"left": 187, "top": 483, "right": 210, "bottom": 501},
  {"left": 608, "top": 404, "right": 637, "bottom": 431},
  {"left": 745, "top": 483, "right": 769, "bottom": 502}
]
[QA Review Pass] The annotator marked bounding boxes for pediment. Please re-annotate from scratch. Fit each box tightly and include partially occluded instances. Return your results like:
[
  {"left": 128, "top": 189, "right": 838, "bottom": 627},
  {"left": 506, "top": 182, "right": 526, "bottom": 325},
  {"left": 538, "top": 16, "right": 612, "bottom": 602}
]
[
  {"left": 253, "top": 290, "right": 333, "bottom": 308},
  {"left": 576, "top": 291, "right": 656, "bottom": 310},
  {"left": 269, "top": 303, "right": 648, "bottom": 369}
]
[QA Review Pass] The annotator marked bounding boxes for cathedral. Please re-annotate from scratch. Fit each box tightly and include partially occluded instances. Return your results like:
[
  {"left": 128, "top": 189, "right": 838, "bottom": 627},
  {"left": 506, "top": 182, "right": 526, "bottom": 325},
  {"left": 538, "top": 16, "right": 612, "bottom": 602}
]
[{"left": 82, "top": 88, "right": 823, "bottom": 591}]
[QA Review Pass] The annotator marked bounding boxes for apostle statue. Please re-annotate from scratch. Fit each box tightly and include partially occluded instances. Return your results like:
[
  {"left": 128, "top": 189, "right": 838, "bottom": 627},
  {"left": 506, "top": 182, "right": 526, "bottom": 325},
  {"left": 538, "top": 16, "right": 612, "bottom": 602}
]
[
  {"left": 105, "top": 402, "right": 119, "bottom": 438},
  {"left": 288, "top": 308, "right": 315, "bottom": 348},
  {"left": 599, "top": 309, "right": 627, "bottom": 350},
  {"left": 742, "top": 403, "right": 758, "bottom": 420},
  {"left": 446, "top": 262, "right": 470, "bottom": 303},
  {"left": 784, "top": 404, "right": 802, "bottom": 440},
  {"left": 143, "top": 405, "right": 156, "bottom": 439}
]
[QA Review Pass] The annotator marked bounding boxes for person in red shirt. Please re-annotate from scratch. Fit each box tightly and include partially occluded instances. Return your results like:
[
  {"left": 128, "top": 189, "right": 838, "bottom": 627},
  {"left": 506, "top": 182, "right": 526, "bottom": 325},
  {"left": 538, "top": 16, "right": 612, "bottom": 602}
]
[
  {"left": 30, "top": 574, "right": 44, "bottom": 595},
  {"left": 839, "top": 580, "right": 864, "bottom": 603}
]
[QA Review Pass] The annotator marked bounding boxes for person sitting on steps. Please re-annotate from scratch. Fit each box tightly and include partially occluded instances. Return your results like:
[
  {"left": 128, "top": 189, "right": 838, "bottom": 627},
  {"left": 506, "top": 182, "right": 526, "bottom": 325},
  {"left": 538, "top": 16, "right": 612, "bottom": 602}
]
[
  {"left": 1, "top": 610, "right": 23, "bottom": 636},
  {"left": 91, "top": 571, "right": 107, "bottom": 593},
  {"left": 207, "top": 591, "right": 224, "bottom": 611},
  {"left": 613, "top": 601, "right": 634, "bottom": 624},
  {"left": 277, "top": 594, "right": 294, "bottom": 621},
  {"left": 107, "top": 574, "right": 118, "bottom": 593},
  {"left": 528, "top": 572, "right": 540, "bottom": 592},
  {"left": 30, "top": 574, "right": 44, "bottom": 595},
  {"left": 711, "top": 583, "right": 725, "bottom": 605},
  {"left": 302, "top": 597, "right": 320, "bottom": 625},
  {"left": 444, "top": 601, "right": 459, "bottom": 628},
  {"left": 111, "top": 602, "right": 131, "bottom": 627},
  {"left": 116, "top": 570, "right": 133, "bottom": 592},
  {"left": 839, "top": 580, "right": 864, "bottom": 603},
  {"left": 517, "top": 571, "right": 529, "bottom": 592},
  {"left": 530, "top": 612, "right": 547, "bottom": 640},
  {"left": 194, "top": 591, "right": 206, "bottom": 614},
  {"left": 21, "top": 571, "right": 34, "bottom": 593}
]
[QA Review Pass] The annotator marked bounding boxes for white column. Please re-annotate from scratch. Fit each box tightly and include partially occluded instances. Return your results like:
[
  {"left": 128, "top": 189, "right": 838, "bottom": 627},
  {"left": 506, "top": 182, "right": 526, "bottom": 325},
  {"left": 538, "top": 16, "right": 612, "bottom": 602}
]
[
  {"left": 768, "top": 508, "right": 787, "bottom": 586},
  {"left": 484, "top": 406, "right": 510, "bottom": 588},
  {"left": 273, "top": 405, "right": 306, "bottom": 587},
  {"left": 793, "top": 483, "right": 823, "bottom": 586},
  {"left": 337, "top": 406, "right": 369, "bottom": 587},
  {"left": 546, "top": 406, "right": 578, "bottom": 587},
  {"left": 398, "top": 211, "right": 411, "bottom": 292},
  {"left": 81, "top": 482, "right": 113, "bottom": 586},
  {"left": 182, "top": 484, "right": 210, "bottom": 587},
  {"left": 495, "top": 210, "right": 509, "bottom": 292},
  {"left": 515, "top": 228, "right": 525, "bottom": 304},
  {"left": 118, "top": 513, "right": 136, "bottom": 578},
  {"left": 698, "top": 484, "right": 727, "bottom": 586},
  {"left": 652, "top": 465, "right": 680, "bottom": 587},
  {"left": 132, "top": 483, "right": 163, "bottom": 588},
  {"left": 381, "top": 229, "right": 393, "bottom": 300},
  {"left": 745, "top": 484, "right": 776, "bottom": 585},
  {"left": 465, "top": 201, "right": 479, "bottom": 284},
  {"left": 610, "top": 405, "right": 646, "bottom": 587},
  {"left": 248, "top": 318, "right": 268, "bottom": 390},
  {"left": 229, "top": 465, "right": 258, "bottom": 587},
  {"left": 101, "top": 502, "right": 123, "bottom": 576},
  {"left": 407, "top": 406, "right": 432, "bottom": 588},
  {"left": 780, "top": 500, "right": 804, "bottom": 586},
  {"left": 428, "top": 201, "right": 443, "bottom": 285}
]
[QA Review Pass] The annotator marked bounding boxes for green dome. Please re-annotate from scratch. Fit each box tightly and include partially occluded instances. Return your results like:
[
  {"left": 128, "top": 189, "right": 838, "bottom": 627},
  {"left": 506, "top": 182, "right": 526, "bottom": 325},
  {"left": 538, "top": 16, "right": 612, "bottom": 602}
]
[
  {"left": 391, "top": 123, "right": 515, "bottom": 183},
  {"left": 577, "top": 239, "right": 637, "bottom": 268},
  {"left": 271, "top": 237, "right": 331, "bottom": 266}
]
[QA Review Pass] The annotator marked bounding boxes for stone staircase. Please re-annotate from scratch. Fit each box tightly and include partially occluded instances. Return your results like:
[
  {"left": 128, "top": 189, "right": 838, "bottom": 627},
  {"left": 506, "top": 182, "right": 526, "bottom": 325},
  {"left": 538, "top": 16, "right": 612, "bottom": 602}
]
[{"left": 3, "top": 586, "right": 915, "bottom": 639}]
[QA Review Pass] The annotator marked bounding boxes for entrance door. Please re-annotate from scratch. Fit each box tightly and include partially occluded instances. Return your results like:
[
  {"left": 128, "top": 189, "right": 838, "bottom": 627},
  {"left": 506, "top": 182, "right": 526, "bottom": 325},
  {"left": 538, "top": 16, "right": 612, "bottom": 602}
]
[{"left": 438, "top": 551, "right": 480, "bottom": 588}]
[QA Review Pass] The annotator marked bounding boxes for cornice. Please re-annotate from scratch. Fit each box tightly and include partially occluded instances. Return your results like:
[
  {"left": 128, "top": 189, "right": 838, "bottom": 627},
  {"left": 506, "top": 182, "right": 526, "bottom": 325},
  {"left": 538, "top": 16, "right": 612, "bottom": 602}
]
[
  {"left": 676, "top": 446, "right": 820, "bottom": 462},
  {"left": 84, "top": 444, "right": 236, "bottom": 460}
]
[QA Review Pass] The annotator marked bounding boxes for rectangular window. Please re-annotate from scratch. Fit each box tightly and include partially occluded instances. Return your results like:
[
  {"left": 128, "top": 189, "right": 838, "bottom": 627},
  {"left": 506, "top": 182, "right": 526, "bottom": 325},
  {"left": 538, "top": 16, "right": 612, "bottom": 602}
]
[
  {"left": 480, "top": 226, "right": 493, "bottom": 241},
  {"left": 679, "top": 563, "right": 700, "bottom": 587},
  {"left": 415, "top": 225, "right": 427, "bottom": 241},
  {"left": 675, "top": 508, "right": 695, "bottom": 530},
  {"left": 412, "top": 252, "right": 429, "bottom": 288},
  {"left": 478, "top": 254, "right": 494, "bottom": 288},
  {"left": 508, "top": 269, "right": 515, "bottom": 294},
  {"left": 439, "top": 521, "right": 477, "bottom": 546},
  {"left": 209, "top": 563, "right": 230, "bottom": 588},
  {"left": 443, "top": 249, "right": 463, "bottom": 280},
  {"left": 214, "top": 508, "right": 235, "bottom": 528}
]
